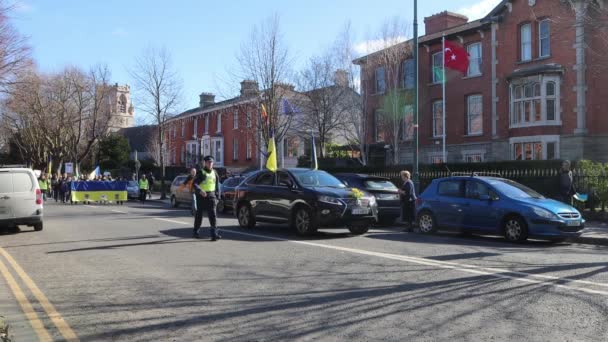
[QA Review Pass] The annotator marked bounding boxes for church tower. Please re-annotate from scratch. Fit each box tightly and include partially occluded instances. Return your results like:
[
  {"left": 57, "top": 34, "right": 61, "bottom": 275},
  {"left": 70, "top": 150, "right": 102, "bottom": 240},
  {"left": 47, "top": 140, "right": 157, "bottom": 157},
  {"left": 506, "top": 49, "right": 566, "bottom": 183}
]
[{"left": 108, "top": 83, "right": 135, "bottom": 132}]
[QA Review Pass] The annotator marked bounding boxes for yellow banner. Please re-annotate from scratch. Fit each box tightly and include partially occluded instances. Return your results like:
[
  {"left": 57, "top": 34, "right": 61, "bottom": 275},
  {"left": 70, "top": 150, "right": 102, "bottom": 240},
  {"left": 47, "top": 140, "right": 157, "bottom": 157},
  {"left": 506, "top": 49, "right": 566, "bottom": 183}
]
[{"left": 71, "top": 191, "right": 127, "bottom": 202}]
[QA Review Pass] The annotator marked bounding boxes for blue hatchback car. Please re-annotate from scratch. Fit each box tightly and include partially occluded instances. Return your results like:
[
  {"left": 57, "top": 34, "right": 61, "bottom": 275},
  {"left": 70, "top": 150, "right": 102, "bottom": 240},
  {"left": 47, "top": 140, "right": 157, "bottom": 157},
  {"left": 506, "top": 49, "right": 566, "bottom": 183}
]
[{"left": 416, "top": 176, "right": 585, "bottom": 242}]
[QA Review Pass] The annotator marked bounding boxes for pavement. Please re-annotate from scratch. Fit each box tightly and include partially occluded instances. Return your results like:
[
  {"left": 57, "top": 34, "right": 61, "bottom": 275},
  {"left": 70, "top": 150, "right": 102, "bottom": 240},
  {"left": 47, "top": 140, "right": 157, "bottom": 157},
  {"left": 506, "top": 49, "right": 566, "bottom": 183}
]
[
  {"left": 1, "top": 200, "right": 608, "bottom": 341},
  {"left": 147, "top": 191, "right": 608, "bottom": 245}
]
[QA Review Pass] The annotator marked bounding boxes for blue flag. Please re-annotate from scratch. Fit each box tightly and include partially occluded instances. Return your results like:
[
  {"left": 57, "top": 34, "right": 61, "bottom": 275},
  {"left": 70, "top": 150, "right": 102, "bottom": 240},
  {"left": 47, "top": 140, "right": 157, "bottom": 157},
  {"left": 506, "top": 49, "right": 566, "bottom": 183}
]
[
  {"left": 311, "top": 133, "right": 318, "bottom": 170},
  {"left": 281, "top": 98, "right": 298, "bottom": 115}
]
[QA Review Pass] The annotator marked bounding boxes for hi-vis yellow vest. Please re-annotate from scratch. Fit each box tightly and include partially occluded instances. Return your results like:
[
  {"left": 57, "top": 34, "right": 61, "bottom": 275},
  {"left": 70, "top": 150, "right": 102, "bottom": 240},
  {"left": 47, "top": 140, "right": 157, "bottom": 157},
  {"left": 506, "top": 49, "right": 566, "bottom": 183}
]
[
  {"left": 199, "top": 170, "right": 216, "bottom": 192},
  {"left": 139, "top": 179, "right": 149, "bottom": 190}
]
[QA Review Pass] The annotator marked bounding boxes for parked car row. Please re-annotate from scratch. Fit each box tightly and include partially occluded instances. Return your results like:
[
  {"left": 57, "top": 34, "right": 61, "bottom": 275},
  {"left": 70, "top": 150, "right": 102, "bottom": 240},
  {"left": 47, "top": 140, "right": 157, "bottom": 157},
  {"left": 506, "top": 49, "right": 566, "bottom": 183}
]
[{"left": 167, "top": 169, "right": 585, "bottom": 243}]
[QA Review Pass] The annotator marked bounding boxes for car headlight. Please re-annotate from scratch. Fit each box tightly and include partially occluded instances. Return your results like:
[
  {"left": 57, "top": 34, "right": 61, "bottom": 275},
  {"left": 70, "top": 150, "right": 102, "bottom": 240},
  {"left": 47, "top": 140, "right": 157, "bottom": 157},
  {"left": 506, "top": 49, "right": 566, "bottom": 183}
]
[
  {"left": 318, "top": 195, "right": 342, "bottom": 205},
  {"left": 532, "top": 207, "right": 557, "bottom": 219}
]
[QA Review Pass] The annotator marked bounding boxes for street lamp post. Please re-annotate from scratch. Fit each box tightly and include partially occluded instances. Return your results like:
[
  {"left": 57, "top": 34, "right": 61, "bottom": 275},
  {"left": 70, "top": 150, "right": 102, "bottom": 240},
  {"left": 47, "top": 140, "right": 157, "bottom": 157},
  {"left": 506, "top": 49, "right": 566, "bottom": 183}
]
[{"left": 413, "top": 0, "right": 420, "bottom": 194}]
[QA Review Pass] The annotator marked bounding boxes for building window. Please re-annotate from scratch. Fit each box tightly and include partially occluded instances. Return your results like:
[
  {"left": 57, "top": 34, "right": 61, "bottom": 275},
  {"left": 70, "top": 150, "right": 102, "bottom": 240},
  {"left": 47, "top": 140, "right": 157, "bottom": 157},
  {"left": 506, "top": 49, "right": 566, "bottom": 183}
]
[
  {"left": 510, "top": 76, "right": 560, "bottom": 127},
  {"left": 233, "top": 111, "right": 239, "bottom": 129},
  {"left": 193, "top": 118, "right": 198, "bottom": 138},
  {"left": 181, "top": 144, "right": 186, "bottom": 163},
  {"left": 429, "top": 154, "right": 446, "bottom": 164},
  {"left": 466, "top": 95, "right": 483, "bottom": 135},
  {"left": 467, "top": 43, "right": 482, "bottom": 76},
  {"left": 172, "top": 125, "right": 176, "bottom": 138},
  {"left": 432, "top": 52, "right": 443, "bottom": 83},
  {"left": 539, "top": 20, "right": 550, "bottom": 58},
  {"left": 510, "top": 136, "right": 559, "bottom": 160},
  {"left": 216, "top": 113, "right": 222, "bottom": 133},
  {"left": 205, "top": 115, "right": 209, "bottom": 134},
  {"left": 246, "top": 138, "right": 252, "bottom": 159},
  {"left": 232, "top": 137, "right": 238, "bottom": 160},
  {"left": 432, "top": 100, "right": 443, "bottom": 138},
  {"left": 463, "top": 153, "right": 483, "bottom": 163},
  {"left": 402, "top": 105, "right": 414, "bottom": 141},
  {"left": 375, "top": 67, "right": 386, "bottom": 94},
  {"left": 402, "top": 59, "right": 415, "bottom": 89},
  {"left": 119, "top": 94, "right": 127, "bottom": 113},
  {"left": 374, "top": 109, "right": 384, "bottom": 142},
  {"left": 181, "top": 121, "right": 185, "bottom": 137},
  {"left": 520, "top": 23, "right": 532, "bottom": 61},
  {"left": 246, "top": 110, "right": 252, "bottom": 128}
]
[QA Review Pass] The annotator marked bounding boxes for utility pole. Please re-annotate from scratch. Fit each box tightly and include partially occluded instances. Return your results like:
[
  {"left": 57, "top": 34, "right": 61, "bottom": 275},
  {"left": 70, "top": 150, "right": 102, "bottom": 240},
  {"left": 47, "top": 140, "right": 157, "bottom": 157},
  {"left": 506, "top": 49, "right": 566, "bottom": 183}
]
[{"left": 413, "top": 0, "right": 420, "bottom": 194}]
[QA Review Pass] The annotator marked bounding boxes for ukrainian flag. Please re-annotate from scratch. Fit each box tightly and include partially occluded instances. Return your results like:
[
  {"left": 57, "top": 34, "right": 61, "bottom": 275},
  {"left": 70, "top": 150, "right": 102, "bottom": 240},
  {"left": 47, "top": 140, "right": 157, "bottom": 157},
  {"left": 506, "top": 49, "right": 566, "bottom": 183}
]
[
  {"left": 71, "top": 181, "right": 128, "bottom": 202},
  {"left": 266, "top": 128, "right": 277, "bottom": 172}
]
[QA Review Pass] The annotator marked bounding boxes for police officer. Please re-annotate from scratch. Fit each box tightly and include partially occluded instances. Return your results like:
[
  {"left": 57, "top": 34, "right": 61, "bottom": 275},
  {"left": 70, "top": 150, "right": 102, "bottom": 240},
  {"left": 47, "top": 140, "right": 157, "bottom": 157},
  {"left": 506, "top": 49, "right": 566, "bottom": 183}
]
[
  {"left": 193, "top": 156, "right": 221, "bottom": 241},
  {"left": 138, "top": 174, "right": 149, "bottom": 205}
]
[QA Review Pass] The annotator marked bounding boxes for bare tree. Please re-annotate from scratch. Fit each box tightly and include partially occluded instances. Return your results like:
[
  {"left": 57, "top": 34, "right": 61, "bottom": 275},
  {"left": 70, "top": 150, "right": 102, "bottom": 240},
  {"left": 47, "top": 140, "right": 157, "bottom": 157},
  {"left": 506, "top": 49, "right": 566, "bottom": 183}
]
[
  {"left": 129, "top": 47, "right": 182, "bottom": 199},
  {"left": 235, "top": 14, "right": 295, "bottom": 165},
  {"left": 0, "top": 2, "right": 31, "bottom": 92},
  {"left": 296, "top": 52, "right": 360, "bottom": 158},
  {"left": 332, "top": 22, "right": 368, "bottom": 165}
]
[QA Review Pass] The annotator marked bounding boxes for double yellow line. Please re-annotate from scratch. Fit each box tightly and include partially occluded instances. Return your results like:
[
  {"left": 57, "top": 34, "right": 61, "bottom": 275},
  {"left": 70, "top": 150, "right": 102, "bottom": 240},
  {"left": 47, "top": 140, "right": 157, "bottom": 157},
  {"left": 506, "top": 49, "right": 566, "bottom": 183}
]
[{"left": 0, "top": 247, "right": 79, "bottom": 341}]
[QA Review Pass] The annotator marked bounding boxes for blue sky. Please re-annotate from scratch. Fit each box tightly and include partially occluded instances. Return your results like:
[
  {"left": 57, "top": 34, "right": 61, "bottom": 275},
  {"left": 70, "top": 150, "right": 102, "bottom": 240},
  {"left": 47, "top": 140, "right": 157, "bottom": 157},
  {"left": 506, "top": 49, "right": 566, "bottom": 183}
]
[{"left": 13, "top": 0, "right": 499, "bottom": 117}]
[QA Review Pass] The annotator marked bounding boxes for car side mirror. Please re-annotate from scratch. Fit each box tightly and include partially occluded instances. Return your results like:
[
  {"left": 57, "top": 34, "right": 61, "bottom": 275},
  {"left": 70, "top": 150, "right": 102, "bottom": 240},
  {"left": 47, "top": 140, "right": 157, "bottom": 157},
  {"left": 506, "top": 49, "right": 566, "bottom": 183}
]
[{"left": 479, "top": 194, "right": 491, "bottom": 201}]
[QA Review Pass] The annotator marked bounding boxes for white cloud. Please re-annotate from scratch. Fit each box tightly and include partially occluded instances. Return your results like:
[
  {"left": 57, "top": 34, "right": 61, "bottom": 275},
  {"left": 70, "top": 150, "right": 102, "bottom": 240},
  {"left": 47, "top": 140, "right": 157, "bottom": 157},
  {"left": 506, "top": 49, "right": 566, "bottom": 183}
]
[
  {"left": 111, "top": 28, "right": 128, "bottom": 37},
  {"left": 456, "top": 0, "right": 501, "bottom": 20},
  {"left": 14, "top": 1, "right": 34, "bottom": 13},
  {"left": 354, "top": 36, "right": 407, "bottom": 56}
]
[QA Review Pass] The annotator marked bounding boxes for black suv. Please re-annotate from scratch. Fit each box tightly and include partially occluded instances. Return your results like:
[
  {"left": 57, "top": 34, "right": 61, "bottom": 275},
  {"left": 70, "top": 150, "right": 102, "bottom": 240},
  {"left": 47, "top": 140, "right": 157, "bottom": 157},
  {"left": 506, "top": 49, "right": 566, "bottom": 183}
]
[{"left": 234, "top": 168, "right": 378, "bottom": 235}]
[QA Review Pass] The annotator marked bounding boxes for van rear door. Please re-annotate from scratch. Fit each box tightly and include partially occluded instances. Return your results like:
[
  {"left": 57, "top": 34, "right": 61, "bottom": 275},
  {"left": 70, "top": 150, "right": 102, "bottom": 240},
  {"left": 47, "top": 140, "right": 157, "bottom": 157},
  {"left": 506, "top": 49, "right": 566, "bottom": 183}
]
[
  {"left": 0, "top": 170, "right": 13, "bottom": 219},
  {"left": 10, "top": 170, "right": 37, "bottom": 218}
]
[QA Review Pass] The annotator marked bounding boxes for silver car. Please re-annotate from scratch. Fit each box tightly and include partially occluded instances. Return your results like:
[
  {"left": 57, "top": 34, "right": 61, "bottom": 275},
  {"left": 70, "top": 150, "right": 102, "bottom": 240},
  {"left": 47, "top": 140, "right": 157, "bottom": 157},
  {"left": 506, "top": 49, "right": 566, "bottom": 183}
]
[{"left": 170, "top": 175, "right": 194, "bottom": 208}]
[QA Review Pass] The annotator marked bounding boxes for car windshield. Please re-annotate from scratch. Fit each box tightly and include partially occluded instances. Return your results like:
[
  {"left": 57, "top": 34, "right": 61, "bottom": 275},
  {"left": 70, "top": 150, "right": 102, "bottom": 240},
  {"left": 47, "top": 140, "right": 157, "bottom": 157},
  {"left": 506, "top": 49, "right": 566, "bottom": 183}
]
[
  {"left": 489, "top": 179, "right": 544, "bottom": 199},
  {"left": 364, "top": 179, "right": 398, "bottom": 191},
  {"left": 128, "top": 181, "right": 138, "bottom": 187},
  {"left": 293, "top": 170, "right": 346, "bottom": 188}
]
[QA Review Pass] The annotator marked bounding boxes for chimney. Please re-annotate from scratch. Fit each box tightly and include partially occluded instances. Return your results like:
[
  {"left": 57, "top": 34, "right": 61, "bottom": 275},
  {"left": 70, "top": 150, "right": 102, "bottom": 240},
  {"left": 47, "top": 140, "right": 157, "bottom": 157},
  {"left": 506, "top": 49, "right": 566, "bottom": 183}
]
[
  {"left": 334, "top": 69, "right": 349, "bottom": 87},
  {"left": 199, "top": 92, "right": 215, "bottom": 109},
  {"left": 240, "top": 80, "right": 259, "bottom": 97},
  {"left": 424, "top": 11, "right": 468, "bottom": 35}
]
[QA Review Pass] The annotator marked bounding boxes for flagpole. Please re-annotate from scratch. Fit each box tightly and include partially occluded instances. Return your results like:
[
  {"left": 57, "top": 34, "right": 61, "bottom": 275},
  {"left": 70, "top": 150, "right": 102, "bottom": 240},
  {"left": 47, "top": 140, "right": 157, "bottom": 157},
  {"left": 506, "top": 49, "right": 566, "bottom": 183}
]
[
  {"left": 413, "top": 0, "right": 419, "bottom": 195},
  {"left": 442, "top": 34, "right": 446, "bottom": 163}
]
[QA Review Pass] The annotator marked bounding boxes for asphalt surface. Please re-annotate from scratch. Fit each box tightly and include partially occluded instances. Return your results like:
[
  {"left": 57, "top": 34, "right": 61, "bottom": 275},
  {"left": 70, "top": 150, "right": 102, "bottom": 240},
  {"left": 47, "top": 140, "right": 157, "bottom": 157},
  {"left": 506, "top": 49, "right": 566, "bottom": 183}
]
[{"left": 1, "top": 200, "right": 608, "bottom": 341}]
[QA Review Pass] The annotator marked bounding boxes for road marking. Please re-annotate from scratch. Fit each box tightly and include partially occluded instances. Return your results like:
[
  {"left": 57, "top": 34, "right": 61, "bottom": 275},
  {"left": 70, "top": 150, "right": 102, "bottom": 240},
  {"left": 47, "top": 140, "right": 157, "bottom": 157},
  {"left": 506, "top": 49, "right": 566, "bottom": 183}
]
[
  {"left": 0, "top": 248, "right": 79, "bottom": 341},
  {"left": 110, "top": 209, "right": 128, "bottom": 214},
  {"left": 0, "top": 255, "right": 53, "bottom": 341},
  {"left": 153, "top": 217, "right": 191, "bottom": 225},
  {"left": 83, "top": 205, "right": 98, "bottom": 209}
]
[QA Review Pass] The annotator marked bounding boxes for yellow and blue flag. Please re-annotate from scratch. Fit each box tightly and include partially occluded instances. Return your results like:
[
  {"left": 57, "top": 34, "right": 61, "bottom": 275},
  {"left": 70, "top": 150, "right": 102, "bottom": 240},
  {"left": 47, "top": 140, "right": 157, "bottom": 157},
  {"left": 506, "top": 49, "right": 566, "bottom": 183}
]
[{"left": 266, "top": 128, "right": 277, "bottom": 172}]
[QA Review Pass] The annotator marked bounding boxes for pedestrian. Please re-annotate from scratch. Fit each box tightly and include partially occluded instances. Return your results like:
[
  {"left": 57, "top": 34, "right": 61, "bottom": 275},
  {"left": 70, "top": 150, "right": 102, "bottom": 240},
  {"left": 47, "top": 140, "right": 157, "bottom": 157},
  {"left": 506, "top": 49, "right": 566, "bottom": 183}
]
[
  {"left": 139, "top": 174, "right": 149, "bottom": 205},
  {"left": 51, "top": 175, "right": 59, "bottom": 201},
  {"left": 61, "top": 176, "right": 71, "bottom": 203},
  {"left": 193, "top": 156, "right": 221, "bottom": 241},
  {"left": 179, "top": 168, "right": 197, "bottom": 216},
  {"left": 147, "top": 172, "right": 155, "bottom": 199},
  {"left": 38, "top": 174, "right": 49, "bottom": 201},
  {"left": 559, "top": 160, "right": 576, "bottom": 205},
  {"left": 399, "top": 170, "right": 416, "bottom": 232}
]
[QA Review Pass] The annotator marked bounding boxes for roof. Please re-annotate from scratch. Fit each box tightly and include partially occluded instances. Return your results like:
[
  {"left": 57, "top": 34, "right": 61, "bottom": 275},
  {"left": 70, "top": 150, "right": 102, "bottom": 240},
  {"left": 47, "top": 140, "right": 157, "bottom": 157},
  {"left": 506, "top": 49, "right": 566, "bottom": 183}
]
[{"left": 117, "top": 125, "right": 157, "bottom": 152}]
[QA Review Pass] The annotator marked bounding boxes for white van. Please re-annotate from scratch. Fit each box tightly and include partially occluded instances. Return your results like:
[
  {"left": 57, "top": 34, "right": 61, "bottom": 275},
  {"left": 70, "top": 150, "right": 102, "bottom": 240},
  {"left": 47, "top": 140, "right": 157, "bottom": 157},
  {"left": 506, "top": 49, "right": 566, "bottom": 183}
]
[{"left": 0, "top": 168, "right": 44, "bottom": 231}]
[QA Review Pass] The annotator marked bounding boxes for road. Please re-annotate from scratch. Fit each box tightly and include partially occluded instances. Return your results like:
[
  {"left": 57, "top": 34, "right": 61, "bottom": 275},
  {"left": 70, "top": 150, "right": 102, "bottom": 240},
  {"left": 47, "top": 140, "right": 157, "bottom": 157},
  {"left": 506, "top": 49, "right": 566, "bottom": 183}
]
[{"left": 1, "top": 200, "right": 608, "bottom": 341}]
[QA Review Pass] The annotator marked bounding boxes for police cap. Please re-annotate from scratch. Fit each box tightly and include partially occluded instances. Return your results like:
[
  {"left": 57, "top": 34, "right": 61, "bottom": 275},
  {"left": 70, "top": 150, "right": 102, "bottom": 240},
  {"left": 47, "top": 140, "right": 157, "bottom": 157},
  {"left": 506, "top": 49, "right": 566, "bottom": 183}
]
[{"left": 203, "top": 155, "right": 214, "bottom": 162}]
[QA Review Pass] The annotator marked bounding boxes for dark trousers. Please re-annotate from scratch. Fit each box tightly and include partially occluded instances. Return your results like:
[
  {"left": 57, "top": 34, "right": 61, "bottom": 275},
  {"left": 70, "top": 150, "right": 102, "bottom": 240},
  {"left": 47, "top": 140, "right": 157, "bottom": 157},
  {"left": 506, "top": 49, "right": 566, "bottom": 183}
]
[
  {"left": 194, "top": 195, "right": 219, "bottom": 237},
  {"left": 139, "top": 189, "right": 147, "bottom": 204},
  {"left": 401, "top": 201, "right": 416, "bottom": 227}
]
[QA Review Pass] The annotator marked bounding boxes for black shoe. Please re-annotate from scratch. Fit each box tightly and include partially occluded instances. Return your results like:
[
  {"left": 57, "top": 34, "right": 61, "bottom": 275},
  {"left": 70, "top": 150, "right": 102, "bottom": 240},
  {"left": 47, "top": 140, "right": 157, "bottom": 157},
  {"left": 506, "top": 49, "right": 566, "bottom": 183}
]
[
  {"left": 193, "top": 232, "right": 199, "bottom": 239},
  {"left": 211, "top": 237, "right": 217, "bottom": 241}
]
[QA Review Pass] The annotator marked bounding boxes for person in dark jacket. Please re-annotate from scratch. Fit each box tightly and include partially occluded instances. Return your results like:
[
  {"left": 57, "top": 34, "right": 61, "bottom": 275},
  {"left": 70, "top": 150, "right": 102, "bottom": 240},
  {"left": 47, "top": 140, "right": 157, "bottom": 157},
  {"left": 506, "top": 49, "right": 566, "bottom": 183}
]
[
  {"left": 559, "top": 160, "right": 576, "bottom": 205},
  {"left": 193, "top": 156, "right": 221, "bottom": 241},
  {"left": 399, "top": 170, "right": 417, "bottom": 232}
]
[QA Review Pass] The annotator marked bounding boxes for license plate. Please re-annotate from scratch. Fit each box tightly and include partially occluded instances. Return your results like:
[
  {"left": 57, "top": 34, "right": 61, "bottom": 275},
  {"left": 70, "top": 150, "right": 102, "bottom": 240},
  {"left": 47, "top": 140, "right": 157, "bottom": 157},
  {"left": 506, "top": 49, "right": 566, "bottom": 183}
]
[
  {"left": 352, "top": 208, "right": 369, "bottom": 215},
  {"left": 567, "top": 220, "right": 580, "bottom": 227}
]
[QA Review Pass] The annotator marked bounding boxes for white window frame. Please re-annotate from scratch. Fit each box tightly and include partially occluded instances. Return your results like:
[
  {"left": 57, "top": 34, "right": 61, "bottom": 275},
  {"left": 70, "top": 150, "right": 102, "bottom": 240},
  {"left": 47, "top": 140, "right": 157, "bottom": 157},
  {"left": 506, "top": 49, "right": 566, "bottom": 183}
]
[
  {"left": 467, "top": 42, "right": 482, "bottom": 77},
  {"left": 233, "top": 111, "right": 239, "bottom": 129},
  {"left": 539, "top": 19, "right": 550, "bottom": 58},
  {"left": 509, "top": 75, "right": 561, "bottom": 128},
  {"left": 374, "top": 109, "right": 383, "bottom": 142},
  {"left": 181, "top": 121, "right": 185, "bottom": 137},
  {"left": 375, "top": 67, "right": 386, "bottom": 94},
  {"left": 246, "top": 110, "right": 252, "bottom": 128},
  {"left": 432, "top": 52, "right": 443, "bottom": 84},
  {"left": 462, "top": 150, "right": 485, "bottom": 163},
  {"left": 402, "top": 59, "right": 414, "bottom": 89},
  {"left": 432, "top": 100, "right": 444, "bottom": 138},
  {"left": 232, "top": 137, "right": 238, "bottom": 160},
  {"left": 509, "top": 135, "right": 560, "bottom": 160},
  {"left": 466, "top": 95, "right": 483, "bottom": 136},
  {"left": 193, "top": 118, "right": 198, "bottom": 138},
  {"left": 211, "top": 137, "right": 223, "bottom": 166},
  {"left": 216, "top": 113, "right": 222, "bottom": 133},
  {"left": 246, "top": 138, "right": 252, "bottom": 159},
  {"left": 520, "top": 23, "right": 532, "bottom": 61},
  {"left": 402, "top": 105, "right": 414, "bottom": 141}
]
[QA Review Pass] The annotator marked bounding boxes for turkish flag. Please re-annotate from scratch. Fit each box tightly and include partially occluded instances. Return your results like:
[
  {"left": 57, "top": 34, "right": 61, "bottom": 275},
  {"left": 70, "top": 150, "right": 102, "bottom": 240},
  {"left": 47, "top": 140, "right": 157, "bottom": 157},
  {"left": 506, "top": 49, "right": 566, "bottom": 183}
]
[{"left": 444, "top": 40, "right": 469, "bottom": 74}]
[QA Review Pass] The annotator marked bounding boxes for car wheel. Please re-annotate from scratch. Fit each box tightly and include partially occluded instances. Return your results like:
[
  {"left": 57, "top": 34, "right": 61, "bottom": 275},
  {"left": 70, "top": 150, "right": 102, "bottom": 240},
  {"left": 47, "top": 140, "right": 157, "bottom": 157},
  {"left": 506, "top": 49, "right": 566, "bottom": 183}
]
[
  {"left": 33, "top": 222, "right": 43, "bottom": 231},
  {"left": 237, "top": 203, "right": 256, "bottom": 229},
  {"left": 418, "top": 211, "right": 436, "bottom": 234},
  {"left": 348, "top": 223, "right": 369, "bottom": 235},
  {"left": 292, "top": 207, "right": 317, "bottom": 236},
  {"left": 170, "top": 196, "right": 179, "bottom": 208},
  {"left": 503, "top": 216, "right": 528, "bottom": 242}
]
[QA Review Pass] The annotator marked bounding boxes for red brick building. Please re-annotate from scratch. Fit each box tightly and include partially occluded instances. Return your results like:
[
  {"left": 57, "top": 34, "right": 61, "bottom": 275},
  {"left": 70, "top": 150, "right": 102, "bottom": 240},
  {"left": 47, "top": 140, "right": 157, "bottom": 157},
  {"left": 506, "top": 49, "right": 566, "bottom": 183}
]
[{"left": 355, "top": 0, "right": 608, "bottom": 164}]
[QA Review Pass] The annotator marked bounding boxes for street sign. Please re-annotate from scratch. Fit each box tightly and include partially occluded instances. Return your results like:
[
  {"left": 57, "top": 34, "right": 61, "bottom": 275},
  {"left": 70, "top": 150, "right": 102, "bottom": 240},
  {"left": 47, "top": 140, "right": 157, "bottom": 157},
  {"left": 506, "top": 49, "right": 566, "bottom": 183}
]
[{"left": 65, "top": 162, "right": 74, "bottom": 174}]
